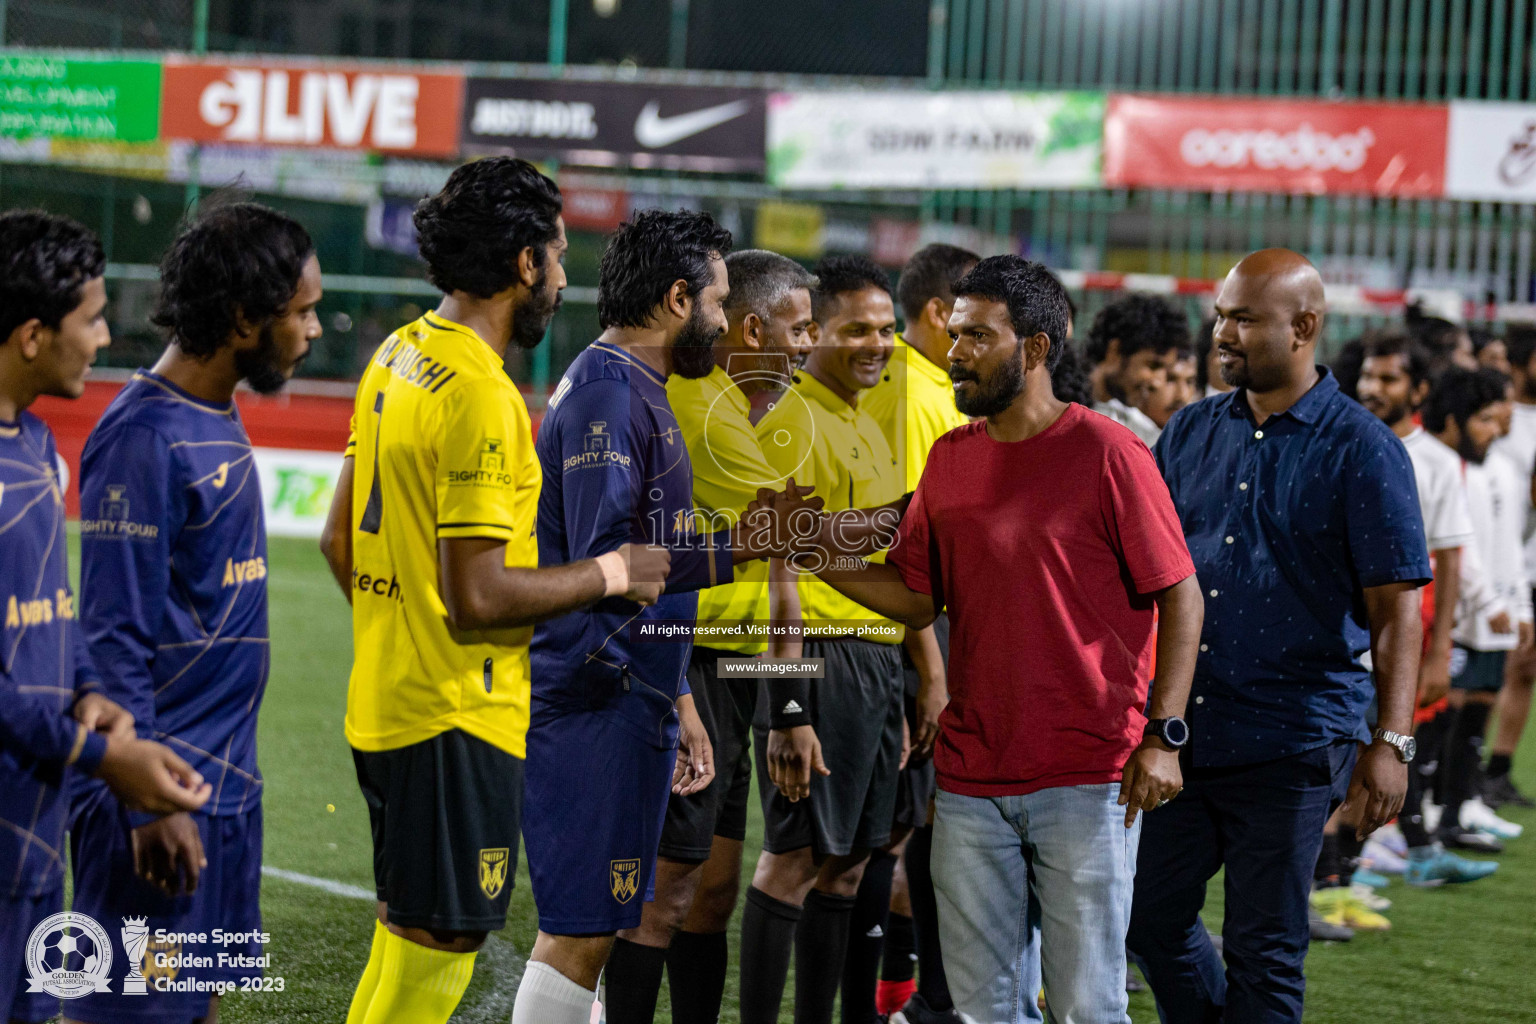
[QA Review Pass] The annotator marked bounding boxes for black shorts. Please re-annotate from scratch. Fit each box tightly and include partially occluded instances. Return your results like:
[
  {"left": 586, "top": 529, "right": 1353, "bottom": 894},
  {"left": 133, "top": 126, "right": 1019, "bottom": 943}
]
[
  {"left": 893, "top": 614, "right": 949, "bottom": 831},
  {"left": 353, "top": 728, "right": 523, "bottom": 933},
  {"left": 756, "top": 639, "right": 904, "bottom": 858},
  {"left": 1450, "top": 644, "right": 1506, "bottom": 693},
  {"left": 659, "top": 646, "right": 758, "bottom": 861}
]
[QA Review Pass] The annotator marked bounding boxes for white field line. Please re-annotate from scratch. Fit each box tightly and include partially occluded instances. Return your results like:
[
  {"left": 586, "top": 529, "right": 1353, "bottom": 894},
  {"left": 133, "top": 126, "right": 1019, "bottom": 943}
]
[{"left": 259, "top": 864, "right": 526, "bottom": 1020}]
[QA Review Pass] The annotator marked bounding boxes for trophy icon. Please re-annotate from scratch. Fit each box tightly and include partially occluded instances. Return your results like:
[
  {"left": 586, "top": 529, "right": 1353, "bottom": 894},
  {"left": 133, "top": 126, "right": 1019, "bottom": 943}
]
[{"left": 120, "top": 917, "right": 149, "bottom": 995}]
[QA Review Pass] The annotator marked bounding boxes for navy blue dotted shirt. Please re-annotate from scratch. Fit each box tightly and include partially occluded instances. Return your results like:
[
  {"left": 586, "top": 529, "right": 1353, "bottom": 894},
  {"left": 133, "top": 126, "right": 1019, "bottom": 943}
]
[{"left": 1154, "top": 366, "right": 1431, "bottom": 767}]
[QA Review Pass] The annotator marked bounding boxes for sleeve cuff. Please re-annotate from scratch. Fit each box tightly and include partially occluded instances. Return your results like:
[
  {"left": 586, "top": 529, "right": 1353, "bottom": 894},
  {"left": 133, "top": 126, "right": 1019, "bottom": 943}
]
[
  {"left": 437, "top": 521, "right": 519, "bottom": 542},
  {"left": 72, "top": 729, "right": 107, "bottom": 776},
  {"left": 126, "top": 809, "right": 162, "bottom": 829},
  {"left": 1358, "top": 563, "right": 1434, "bottom": 590}
]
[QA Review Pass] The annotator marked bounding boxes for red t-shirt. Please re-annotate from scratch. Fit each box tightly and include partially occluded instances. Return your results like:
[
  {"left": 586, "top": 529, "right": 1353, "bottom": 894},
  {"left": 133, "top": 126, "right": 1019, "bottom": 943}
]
[{"left": 889, "top": 404, "right": 1195, "bottom": 797}]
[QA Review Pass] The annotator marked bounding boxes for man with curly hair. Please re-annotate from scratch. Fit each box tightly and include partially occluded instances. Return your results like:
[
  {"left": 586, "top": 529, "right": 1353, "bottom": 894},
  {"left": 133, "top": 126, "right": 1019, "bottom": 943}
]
[
  {"left": 68, "top": 202, "right": 322, "bottom": 1024},
  {"left": 1084, "top": 293, "right": 1192, "bottom": 446},
  {"left": 514, "top": 211, "right": 820, "bottom": 1024},
  {"left": 322, "top": 158, "right": 677, "bottom": 1024}
]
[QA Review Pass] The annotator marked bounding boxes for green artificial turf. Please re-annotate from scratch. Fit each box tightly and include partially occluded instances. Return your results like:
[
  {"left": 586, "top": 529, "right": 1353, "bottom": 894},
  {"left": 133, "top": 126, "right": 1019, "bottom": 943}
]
[{"left": 69, "top": 536, "right": 1536, "bottom": 1022}]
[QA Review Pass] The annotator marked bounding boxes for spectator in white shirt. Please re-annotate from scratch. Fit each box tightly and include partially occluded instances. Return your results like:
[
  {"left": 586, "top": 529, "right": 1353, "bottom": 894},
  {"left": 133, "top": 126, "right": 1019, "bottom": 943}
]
[{"left": 1426, "top": 368, "right": 1527, "bottom": 851}]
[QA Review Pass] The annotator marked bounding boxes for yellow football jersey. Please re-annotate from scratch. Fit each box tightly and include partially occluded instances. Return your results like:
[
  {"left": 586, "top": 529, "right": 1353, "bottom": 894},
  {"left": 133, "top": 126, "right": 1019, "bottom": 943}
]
[
  {"left": 756, "top": 370, "right": 904, "bottom": 644},
  {"left": 344, "top": 311, "right": 540, "bottom": 758},
  {"left": 667, "top": 365, "right": 782, "bottom": 654},
  {"left": 861, "top": 335, "right": 969, "bottom": 493}
]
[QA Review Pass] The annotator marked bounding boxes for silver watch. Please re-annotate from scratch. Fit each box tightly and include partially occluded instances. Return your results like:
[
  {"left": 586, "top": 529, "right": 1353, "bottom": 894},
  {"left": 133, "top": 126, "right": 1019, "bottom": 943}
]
[{"left": 1372, "top": 728, "right": 1417, "bottom": 764}]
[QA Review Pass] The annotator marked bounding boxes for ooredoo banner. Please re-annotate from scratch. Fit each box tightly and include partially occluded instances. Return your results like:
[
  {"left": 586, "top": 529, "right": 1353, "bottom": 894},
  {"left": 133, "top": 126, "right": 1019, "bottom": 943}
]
[
  {"left": 160, "top": 60, "right": 463, "bottom": 157},
  {"left": 1103, "top": 94, "right": 1447, "bottom": 197}
]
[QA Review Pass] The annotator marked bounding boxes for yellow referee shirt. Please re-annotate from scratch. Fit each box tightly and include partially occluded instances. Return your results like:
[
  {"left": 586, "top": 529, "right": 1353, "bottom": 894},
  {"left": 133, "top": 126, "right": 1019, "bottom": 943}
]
[
  {"left": 756, "top": 370, "right": 904, "bottom": 644},
  {"left": 861, "top": 335, "right": 969, "bottom": 493},
  {"left": 667, "top": 366, "right": 780, "bottom": 654},
  {"left": 344, "top": 312, "right": 540, "bottom": 759}
]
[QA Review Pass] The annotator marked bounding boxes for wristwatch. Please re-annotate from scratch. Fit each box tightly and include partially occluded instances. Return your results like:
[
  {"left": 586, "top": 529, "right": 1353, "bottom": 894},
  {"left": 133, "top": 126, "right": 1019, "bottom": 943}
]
[
  {"left": 1373, "top": 728, "right": 1417, "bottom": 764},
  {"left": 1145, "top": 716, "right": 1190, "bottom": 750}
]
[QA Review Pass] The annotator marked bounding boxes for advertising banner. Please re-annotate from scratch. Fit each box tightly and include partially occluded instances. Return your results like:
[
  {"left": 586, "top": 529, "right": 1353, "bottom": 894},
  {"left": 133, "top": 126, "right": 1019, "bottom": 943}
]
[
  {"left": 0, "top": 53, "right": 160, "bottom": 142},
  {"left": 766, "top": 90, "right": 1104, "bottom": 190},
  {"left": 252, "top": 447, "right": 345, "bottom": 539},
  {"left": 160, "top": 60, "right": 463, "bottom": 157},
  {"left": 1445, "top": 102, "right": 1536, "bottom": 201},
  {"left": 1103, "top": 93, "right": 1447, "bottom": 196},
  {"left": 462, "top": 78, "right": 765, "bottom": 172}
]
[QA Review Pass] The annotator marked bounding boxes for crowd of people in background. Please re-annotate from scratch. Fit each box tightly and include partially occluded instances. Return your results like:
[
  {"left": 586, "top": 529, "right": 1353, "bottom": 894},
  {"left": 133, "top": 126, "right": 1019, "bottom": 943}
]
[{"left": 1077, "top": 289, "right": 1529, "bottom": 951}]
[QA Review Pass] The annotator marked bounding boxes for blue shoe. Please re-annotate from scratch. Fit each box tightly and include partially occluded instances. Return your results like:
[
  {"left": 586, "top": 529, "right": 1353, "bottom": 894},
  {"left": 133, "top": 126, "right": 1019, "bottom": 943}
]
[
  {"left": 1351, "top": 867, "right": 1391, "bottom": 889},
  {"left": 1405, "top": 844, "right": 1499, "bottom": 887}
]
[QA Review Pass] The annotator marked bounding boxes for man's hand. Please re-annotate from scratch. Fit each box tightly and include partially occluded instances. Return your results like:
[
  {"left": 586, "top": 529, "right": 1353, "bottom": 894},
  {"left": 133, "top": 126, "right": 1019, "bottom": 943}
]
[
  {"left": 132, "top": 813, "right": 206, "bottom": 897},
  {"left": 899, "top": 717, "right": 911, "bottom": 771},
  {"left": 743, "top": 477, "right": 825, "bottom": 559},
  {"left": 1418, "top": 646, "right": 1452, "bottom": 707},
  {"left": 1339, "top": 740, "right": 1408, "bottom": 840},
  {"left": 73, "top": 693, "right": 136, "bottom": 741},
  {"left": 95, "top": 737, "right": 213, "bottom": 816},
  {"left": 767, "top": 725, "right": 829, "bottom": 802},
  {"left": 1489, "top": 610, "right": 1513, "bottom": 635},
  {"left": 672, "top": 694, "right": 715, "bottom": 796},
  {"left": 1118, "top": 739, "right": 1183, "bottom": 828},
  {"left": 913, "top": 668, "right": 946, "bottom": 759},
  {"left": 617, "top": 543, "right": 670, "bottom": 606}
]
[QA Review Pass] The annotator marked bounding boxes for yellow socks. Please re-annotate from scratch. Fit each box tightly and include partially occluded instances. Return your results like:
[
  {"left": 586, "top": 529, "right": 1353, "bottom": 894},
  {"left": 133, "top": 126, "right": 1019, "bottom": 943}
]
[
  {"left": 358, "top": 927, "right": 478, "bottom": 1024},
  {"left": 345, "top": 920, "right": 389, "bottom": 1024}
]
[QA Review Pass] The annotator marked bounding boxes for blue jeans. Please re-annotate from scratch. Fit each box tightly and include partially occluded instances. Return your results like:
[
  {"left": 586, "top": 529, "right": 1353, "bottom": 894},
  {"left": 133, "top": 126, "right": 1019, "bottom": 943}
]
[
  {"left": 1125, "top": 741, "right": 1355, "bottom": 1024},
  {"left": 931, "top": 784, "right": 1140, "bottom": 1024}
]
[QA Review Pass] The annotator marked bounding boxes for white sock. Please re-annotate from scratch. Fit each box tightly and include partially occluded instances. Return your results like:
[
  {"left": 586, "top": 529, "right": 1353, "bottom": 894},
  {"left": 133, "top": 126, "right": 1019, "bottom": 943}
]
[{"left": 511, "top": 960, "right": 597, "bottom": 1024}]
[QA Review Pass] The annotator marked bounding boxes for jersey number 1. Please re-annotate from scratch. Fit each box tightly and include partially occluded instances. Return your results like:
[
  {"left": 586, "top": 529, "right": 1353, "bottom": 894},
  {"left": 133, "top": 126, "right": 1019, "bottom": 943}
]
[{"left": 359, "top": 391, "right": 385, "bottom": 534}]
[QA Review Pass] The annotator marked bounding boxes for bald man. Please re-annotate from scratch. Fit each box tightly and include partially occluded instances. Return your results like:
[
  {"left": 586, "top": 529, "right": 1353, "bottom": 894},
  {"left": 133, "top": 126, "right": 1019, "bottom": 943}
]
[{"left": 1126, "top": 250, "right": 1430, "bottom": 1024}]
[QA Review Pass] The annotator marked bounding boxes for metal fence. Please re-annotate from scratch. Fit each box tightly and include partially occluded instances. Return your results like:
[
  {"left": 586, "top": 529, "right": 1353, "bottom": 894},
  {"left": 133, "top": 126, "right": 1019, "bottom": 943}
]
[{"left": 6, "top": 0, "right": 1536, "bottom": 377}]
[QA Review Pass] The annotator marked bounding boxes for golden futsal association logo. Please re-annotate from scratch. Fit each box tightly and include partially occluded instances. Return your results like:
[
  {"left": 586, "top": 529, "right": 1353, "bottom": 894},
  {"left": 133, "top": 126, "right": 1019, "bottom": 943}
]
[
  {"left": 479, "top": 848, "right": 510, "bottom": 899},
  {"left": 610, "top": 859, "right": 641, "bottom": 904}
]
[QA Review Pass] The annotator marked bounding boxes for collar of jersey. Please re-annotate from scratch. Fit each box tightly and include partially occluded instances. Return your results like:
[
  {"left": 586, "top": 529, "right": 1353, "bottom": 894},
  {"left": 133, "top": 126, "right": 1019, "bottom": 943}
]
[
  {"left": 894, "top": 335, "right": 953, "bottom": 393},
  {"left": 701, "top": 365, "right": 749, "bottom": 418},
  {"left": 792, "top": 369, "right": 859, "bottom": 422},
  {"left": 590, "top": 340, "right": 667, "bottom": 388},
  {"left": 135, "top": 370, "right": 236, "bottom": 415},
  {"left": 419, "top": 312, "right": 507, "bottom": 375}
]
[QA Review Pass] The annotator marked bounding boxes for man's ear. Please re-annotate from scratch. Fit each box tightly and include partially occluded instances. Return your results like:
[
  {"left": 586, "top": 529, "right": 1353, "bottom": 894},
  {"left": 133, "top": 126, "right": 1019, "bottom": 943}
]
[
  {"left": 7, "top": 319, "right": 45, "bottom": 361},
  {"left": 925, "top": 297, "right": 950, "bottom": 334},
  {"left": 1292, "top": 310, "right": 1321, "bottom": 347},
  {"left": 1024, "top": 331, "right": 1053, "bottom": 372},
  {"left": 231, "top": 305, "right": 258, "bottom": 347},
  {"left": 741, "top": 312, "right": 764, "bottom": 352},
  {"left": 516, "top": 246, "right": 542, "bottom": 289},
  {"left": 1103, "top": 337, "right": 1123, "bottom": 371},
  {"left": 664, "top": 279, "right": 691, "bottom": 323},
  {"left": 1411, "top": 378, "right": 1431, "bottom": 410}
]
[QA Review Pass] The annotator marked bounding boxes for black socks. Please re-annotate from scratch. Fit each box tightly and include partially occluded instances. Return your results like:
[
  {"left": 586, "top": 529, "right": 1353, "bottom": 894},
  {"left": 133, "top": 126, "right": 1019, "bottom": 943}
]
[
  {"left": 605, "top": 938, "right": 667, "bottom": 1024},
  {"left": 842, "top": 849, "right": 896, "bottom": 1024},
  {"left": 796, "top": 889, "right": 856, "bottom": 1024},
  {"left": 666, "top": 929, "right": 729, "bottom": 1024},
  {"left": 905, "top": 825, "right": 954, "bottom": 1012},
  {"left": 739, "top": 886, "right": 801, "bottom": 1024},
  {"left": 882, "top": 911, "right": 917, "bottom": 984},
  {"left": 1442, "top": 701, "right": 1492, "bottom": 825}
]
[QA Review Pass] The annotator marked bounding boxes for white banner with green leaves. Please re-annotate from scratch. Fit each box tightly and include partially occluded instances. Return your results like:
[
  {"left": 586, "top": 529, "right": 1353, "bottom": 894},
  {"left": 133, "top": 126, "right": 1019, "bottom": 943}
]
[
  {"left": 767, "top": 90, "right": 1104, "bottom": 190},
  {"left": 253, "top": 447, "right": 344, "bottom": 538}
]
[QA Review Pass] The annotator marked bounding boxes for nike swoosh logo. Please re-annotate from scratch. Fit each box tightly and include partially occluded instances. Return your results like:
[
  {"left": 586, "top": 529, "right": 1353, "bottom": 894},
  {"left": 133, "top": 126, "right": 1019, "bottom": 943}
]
[{"left": 634, "top": 99, "right": 751, "bottom": 148}]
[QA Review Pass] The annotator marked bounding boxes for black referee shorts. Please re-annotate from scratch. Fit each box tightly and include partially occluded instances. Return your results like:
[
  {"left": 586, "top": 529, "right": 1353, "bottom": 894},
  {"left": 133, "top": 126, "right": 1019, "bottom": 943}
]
[
  {"left": 659, "top": 646, "right": 759, "bottom": 861},
  {"left": 353, "top": 728, "right": 523, "bottom": 933},
  {"left": 755, "top": 638, "right": 904, "bottom": 858}
]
